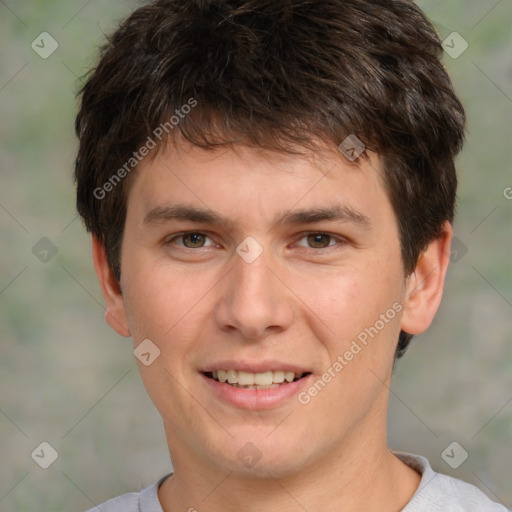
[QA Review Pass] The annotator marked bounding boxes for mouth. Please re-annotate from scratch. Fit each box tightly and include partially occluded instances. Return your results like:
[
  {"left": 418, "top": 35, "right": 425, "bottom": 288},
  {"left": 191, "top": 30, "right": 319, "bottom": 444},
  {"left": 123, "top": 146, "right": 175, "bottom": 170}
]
[{"left": 203, "top": 370, "right": 312, "bottom": 390}]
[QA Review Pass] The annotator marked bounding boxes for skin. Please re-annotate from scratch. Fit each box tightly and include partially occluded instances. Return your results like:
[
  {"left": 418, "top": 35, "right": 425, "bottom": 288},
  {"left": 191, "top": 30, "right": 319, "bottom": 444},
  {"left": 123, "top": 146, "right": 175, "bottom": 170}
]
[{"left": 93, "top": 139, "right": 452, "bottom": 511}]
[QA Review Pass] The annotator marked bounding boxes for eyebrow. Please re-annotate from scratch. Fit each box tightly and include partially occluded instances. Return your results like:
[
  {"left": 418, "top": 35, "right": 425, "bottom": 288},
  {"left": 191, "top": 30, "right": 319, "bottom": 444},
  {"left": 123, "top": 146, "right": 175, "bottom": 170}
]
[
  {"left": 143, "top": 203, "right": 371, "bottom": 230},
  {"left": 143, "top": 204, "right": 235, "bottom": 230},
  {"left": 275, "top": 205, "right": 371, "bottom": 229}
]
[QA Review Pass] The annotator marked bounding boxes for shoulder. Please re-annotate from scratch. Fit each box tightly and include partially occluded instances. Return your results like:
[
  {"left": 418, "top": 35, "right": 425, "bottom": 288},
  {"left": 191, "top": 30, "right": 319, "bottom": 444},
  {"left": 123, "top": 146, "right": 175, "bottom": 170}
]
[
  {"left": 396, "top": 453, "right": 508, "bottom": 512},
  {"left": 84, "top": 475, "right": 169, "bottom": 512},
  {"left": 85, "top": 491, "right": 140, "bottom": 512}
]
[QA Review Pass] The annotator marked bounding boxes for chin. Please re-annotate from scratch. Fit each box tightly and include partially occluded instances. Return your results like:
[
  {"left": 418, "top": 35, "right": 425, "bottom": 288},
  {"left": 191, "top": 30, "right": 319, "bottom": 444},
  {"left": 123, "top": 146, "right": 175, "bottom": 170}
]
[{"left": 208, "top": 429, "right": 318, "bottom": 479}]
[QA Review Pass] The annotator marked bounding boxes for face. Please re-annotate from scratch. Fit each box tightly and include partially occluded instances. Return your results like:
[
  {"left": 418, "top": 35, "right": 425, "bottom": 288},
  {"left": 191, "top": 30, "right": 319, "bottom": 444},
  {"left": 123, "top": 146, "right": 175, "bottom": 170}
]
[{"left": 97, "top": 140, "right": 446, "bottom": 478}]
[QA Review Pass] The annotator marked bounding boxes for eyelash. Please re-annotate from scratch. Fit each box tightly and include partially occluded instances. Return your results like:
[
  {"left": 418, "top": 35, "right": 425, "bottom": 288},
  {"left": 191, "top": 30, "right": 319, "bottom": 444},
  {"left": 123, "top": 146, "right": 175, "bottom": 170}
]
[{"left": 165, "top": 231, "right": 346, "bottom": 251}]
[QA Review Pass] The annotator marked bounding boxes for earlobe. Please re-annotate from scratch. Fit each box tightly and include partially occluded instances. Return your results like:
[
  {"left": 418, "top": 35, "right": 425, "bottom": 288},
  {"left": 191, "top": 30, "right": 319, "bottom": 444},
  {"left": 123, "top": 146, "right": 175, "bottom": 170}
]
[
  {"left": 91, "top": 236, "right": 131, "bottom": 338},
  {"left": 400, "top": 222, "right": 453, "bottom": 336}
]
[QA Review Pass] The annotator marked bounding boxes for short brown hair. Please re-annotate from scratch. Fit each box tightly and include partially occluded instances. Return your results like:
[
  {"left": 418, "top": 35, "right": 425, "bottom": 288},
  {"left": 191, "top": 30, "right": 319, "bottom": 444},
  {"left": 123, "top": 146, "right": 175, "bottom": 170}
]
[{"left": 75, "top": 0, "right": 465, "bottom": 358}]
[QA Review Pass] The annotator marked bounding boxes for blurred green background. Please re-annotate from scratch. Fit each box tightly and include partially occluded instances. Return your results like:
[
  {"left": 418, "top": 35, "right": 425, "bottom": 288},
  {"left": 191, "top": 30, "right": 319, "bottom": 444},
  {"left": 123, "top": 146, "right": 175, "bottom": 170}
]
[{"left": 1, "top": 1, "right": 511, "bottom": 510}]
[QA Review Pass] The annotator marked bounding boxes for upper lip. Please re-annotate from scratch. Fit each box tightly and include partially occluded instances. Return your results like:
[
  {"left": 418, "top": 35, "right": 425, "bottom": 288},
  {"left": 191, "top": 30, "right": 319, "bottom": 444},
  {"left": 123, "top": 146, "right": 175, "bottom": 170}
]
[{"left": 201, "top": 360, "right": 311, "bottom": 374}]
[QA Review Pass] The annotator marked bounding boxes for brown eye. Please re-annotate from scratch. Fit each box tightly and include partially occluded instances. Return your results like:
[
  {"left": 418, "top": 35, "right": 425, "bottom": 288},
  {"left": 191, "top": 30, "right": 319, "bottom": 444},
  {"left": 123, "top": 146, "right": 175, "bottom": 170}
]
[
  {"left": 306, "top": 233, "right": 333, "bottom": 248},
  {"left": 181, "top": 232, "right": 207, "bottom": 248},
  {"left": 164, "top": 231, "right": 217, "bottom": 254}
]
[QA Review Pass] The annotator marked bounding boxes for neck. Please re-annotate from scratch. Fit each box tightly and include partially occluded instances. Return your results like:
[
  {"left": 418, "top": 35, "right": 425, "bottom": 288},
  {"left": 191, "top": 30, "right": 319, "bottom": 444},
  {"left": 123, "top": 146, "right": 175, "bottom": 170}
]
[{"left": 158, "top": 414, "right": 420, "bottom": 512}]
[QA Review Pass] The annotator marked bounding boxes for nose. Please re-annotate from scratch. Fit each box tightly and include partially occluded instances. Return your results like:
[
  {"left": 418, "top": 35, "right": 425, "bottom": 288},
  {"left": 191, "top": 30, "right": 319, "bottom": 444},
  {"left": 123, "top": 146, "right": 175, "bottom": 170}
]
[{"left": 213, "top": 247, "right": 294, "bottom": 341}]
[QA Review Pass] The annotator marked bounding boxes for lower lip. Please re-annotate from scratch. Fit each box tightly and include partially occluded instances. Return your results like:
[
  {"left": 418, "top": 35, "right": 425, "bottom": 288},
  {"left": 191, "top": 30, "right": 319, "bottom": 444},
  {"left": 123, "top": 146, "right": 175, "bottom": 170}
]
[{"left": 201, "top": 374, "right": 312, "bottom": 410}]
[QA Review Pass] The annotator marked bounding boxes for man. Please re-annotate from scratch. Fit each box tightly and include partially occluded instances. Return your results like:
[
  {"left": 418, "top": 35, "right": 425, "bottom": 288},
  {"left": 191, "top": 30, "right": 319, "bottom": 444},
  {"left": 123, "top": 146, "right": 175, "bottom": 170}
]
[{"left": 75, "top": 0, "right": 506, "bottom": 510}]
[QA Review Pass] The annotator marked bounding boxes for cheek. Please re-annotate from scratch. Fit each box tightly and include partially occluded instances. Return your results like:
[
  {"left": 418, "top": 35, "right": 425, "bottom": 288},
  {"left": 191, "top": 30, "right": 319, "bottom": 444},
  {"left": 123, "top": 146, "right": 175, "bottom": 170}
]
[
  {"left": 299, "top": 257, "right": 404, "bottom": 358},
  {"left": 121, "top": 263, "right": 186, "bottom": 344},
  {"left": 122, "top": 260, "right": 219, "bottom": 367},
  {"left": 122, "top": 268, "right": 201, "bottom": 408}
]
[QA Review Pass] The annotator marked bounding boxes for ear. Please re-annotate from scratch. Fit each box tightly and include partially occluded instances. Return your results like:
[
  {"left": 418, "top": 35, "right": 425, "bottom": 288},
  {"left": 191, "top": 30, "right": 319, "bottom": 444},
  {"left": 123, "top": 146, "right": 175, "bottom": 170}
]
[
  {"left": 400, "top": 222, "right": 453, "bottom": 335},
  {"left": 91, "top": 236, "right": 131, "bottom": 337}
]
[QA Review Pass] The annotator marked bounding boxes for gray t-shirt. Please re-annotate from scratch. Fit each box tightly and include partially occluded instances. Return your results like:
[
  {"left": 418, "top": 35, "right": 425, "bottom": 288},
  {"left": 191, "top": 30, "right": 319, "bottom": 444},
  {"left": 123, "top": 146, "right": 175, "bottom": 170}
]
[{"left": 86, "top": 453, "right": 508, "bottom": 511}]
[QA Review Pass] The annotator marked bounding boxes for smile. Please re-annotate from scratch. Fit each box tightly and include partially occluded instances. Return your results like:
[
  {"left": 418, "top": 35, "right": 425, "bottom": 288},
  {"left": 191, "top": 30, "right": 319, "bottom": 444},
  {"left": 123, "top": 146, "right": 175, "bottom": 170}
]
[{"left": 204, "top": 370, "right": 310, "bottom": 389}]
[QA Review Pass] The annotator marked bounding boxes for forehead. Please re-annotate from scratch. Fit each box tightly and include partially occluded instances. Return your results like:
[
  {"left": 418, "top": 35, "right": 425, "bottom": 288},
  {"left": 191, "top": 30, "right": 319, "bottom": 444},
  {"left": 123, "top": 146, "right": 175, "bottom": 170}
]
[{"left": 126, "top": 140, "right": 393, "bottom": 228}]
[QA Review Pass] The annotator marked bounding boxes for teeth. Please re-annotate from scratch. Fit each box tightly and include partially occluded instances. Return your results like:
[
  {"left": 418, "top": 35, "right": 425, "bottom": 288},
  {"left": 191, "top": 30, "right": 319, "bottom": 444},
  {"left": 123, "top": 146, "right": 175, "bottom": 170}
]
[
  {"left": 272, "top": 370, "right": 285, "bottom": 383},
  {"left": 209, "top": 370, "right": 305, "bottom": 386},
  {"left": 238, "top": 371, "right": 254, "bottom": 386},
  {"left": 254, "top": 371, "right": 273, "bottom": 386},
  {"left": 228, "top": 383, "right": 280, "bottom": 389}
]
